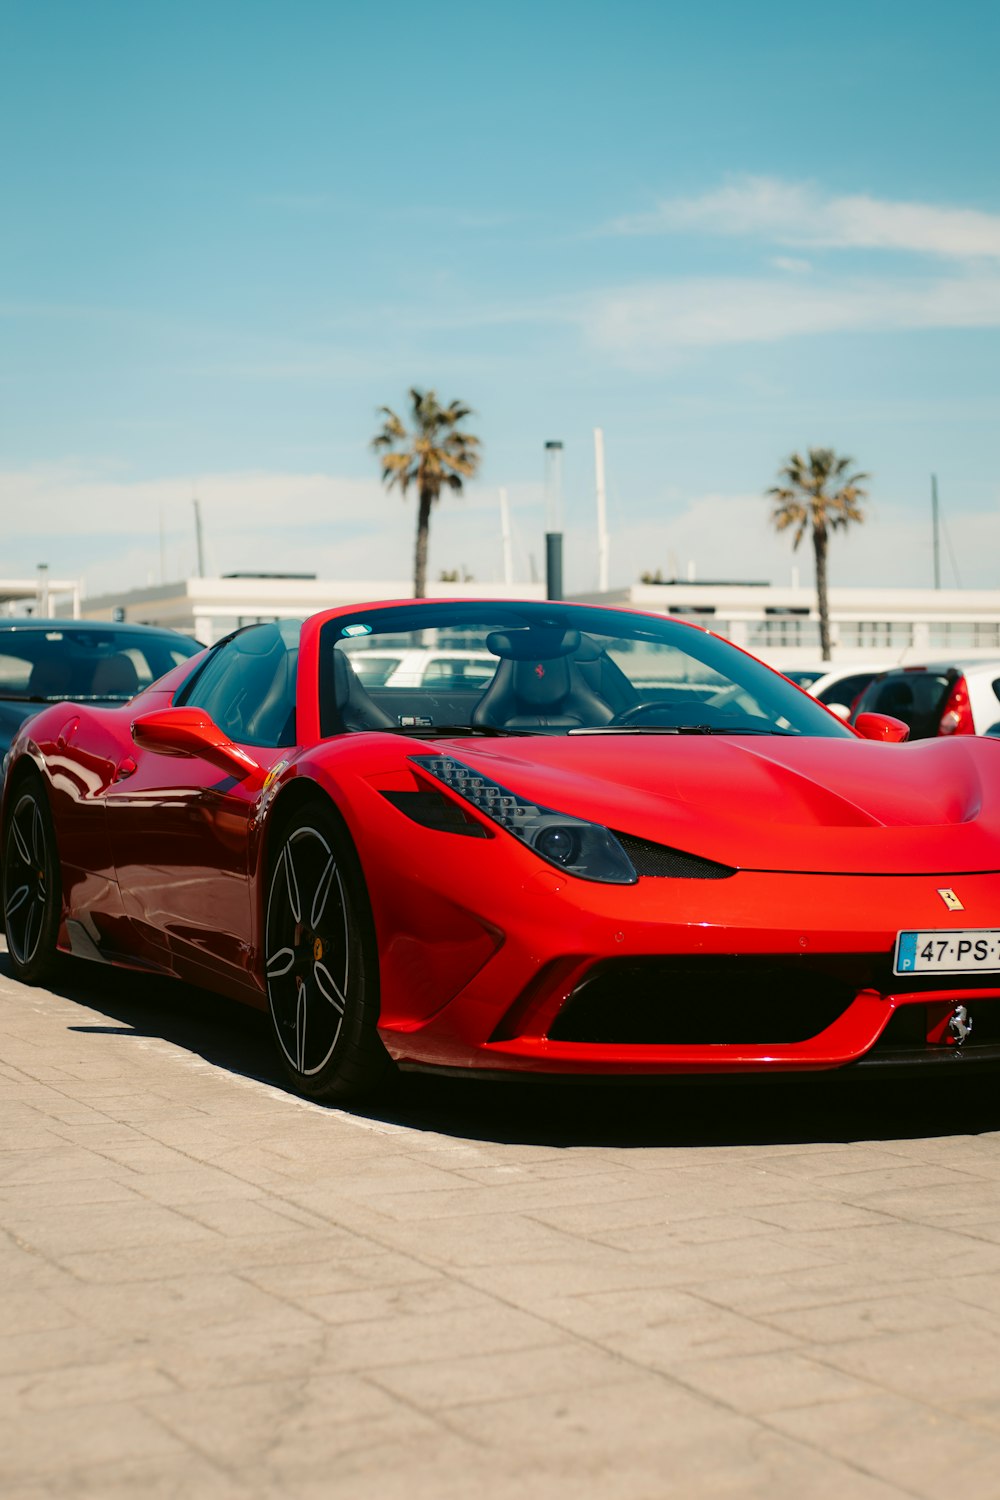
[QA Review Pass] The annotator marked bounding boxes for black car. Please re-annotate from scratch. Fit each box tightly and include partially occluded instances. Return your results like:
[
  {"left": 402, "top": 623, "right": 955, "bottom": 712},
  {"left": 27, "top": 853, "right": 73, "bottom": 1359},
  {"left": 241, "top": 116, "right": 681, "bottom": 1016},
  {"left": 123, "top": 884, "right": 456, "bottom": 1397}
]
[
  {"left": 0, "top": 618, "right": 202, "bottom": 768},
  {"left": 850, "top": 660, "right": 1000, "bottom": 739}
]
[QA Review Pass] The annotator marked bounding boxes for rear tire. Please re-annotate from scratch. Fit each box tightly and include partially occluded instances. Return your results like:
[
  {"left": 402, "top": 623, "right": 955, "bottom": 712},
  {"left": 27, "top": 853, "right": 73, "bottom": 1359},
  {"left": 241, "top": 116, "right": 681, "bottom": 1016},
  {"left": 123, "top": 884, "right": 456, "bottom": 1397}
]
[
  {"left": 3, "top": 775, "right": 62, "bottom": 985},
  {"left": 264, "top": 802, "right": 391, "bottom": 1101}
]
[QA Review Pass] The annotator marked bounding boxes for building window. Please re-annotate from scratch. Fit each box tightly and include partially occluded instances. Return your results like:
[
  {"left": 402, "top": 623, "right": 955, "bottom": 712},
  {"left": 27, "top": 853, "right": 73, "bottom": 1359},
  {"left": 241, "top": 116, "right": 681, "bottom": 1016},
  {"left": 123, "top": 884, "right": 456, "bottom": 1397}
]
[
  {"left": 746, "top": 619, "right": 821, "bottom": 649},
  {"left": 928, "top": 622, "right": 1000, "bottom": 649},
  {"left": 837, "top": 621, "right": 914, "bottom": 648}
]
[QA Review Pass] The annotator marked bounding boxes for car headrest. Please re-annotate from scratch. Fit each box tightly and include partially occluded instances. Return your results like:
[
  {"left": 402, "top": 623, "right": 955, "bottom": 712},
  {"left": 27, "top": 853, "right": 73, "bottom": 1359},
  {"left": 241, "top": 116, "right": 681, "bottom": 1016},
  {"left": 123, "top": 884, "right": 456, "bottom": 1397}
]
[
  {"left": 486, "top": 627, "right": 581, "bottom": 661},
  {"left": 91, "top": 653, "right": 140, "bottom": 697},
  {"left": 27, "top": 658, "right": 73, "bottom": 698}
]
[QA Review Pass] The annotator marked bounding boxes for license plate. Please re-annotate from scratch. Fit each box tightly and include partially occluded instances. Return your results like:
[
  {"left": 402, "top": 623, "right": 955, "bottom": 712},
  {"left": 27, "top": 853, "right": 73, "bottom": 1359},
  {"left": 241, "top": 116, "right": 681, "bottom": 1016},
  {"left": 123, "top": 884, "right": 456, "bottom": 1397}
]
[{"left": 894, "top": 929, "right": 1000, "bottom": 976}]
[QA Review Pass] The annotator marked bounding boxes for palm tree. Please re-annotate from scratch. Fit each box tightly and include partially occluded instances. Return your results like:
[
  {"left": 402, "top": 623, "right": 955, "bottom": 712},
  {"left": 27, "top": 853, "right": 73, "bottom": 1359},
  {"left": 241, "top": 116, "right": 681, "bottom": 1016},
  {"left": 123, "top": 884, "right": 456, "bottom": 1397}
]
[
  {"left": 372, "top": 389, "right": 482, "bottom": 597},
  {"left": 767, "top": 448, "right": 869, "bottom": 661}
]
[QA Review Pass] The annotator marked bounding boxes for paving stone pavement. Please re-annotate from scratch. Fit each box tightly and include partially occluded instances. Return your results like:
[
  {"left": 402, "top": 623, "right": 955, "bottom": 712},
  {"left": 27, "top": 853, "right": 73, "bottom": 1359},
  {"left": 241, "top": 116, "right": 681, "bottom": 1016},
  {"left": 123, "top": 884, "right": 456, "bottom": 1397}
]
[{"left": 4, "top": 946, "right": 1000, "bottom": 1498}]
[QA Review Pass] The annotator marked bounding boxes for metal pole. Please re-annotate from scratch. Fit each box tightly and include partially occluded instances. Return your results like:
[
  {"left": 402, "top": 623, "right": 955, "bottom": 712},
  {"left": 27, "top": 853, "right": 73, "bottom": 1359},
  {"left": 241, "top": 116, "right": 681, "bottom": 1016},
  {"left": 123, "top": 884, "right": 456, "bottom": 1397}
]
[
  {"left": 594, "top": 427, "right": 609, "bottom": 592},
  {"left": 36, "top": 563, "right": 49, "bottom": 617},
  {"left": 544, "top": 441, "right": 564, "bottom": 601},
  {"left": 545, "top": 533, "right": 563, "bottom": 601},
  {"left": 931, "top": 474, "right": 941, "bottom": 590},
  {"left": 193, "top": 497, "right": 205, "bottom": 579},
  {"left": 499, "top": 488, "right": 513, "bottom": 586}
]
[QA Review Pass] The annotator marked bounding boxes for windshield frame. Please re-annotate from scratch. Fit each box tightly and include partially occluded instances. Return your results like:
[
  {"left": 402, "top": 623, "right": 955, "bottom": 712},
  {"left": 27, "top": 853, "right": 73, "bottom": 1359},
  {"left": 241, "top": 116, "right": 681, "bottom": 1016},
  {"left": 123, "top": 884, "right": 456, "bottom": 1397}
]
[{"left": 316, "top": 601, "right": 854, "bottom": 741}]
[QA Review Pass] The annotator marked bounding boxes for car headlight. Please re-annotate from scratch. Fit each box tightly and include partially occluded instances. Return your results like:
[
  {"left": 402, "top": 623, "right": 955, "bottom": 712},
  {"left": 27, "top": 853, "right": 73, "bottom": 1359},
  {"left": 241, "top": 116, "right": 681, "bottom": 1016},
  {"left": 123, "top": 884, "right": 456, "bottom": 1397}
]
[{"left": 411, "top": 754, "right": 637, "bottom": 884}]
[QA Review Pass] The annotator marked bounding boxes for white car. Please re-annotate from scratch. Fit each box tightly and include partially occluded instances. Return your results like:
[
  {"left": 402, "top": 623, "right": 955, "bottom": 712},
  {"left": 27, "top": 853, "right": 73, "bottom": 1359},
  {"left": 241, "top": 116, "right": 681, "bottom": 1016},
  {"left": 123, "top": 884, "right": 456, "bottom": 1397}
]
[
  {"left": 805, "top": 662, "right": 900, "bottom": 720},
  {"left": 775, "top": 663, "right": 830, "bottom": 691},
  {"left": 345, "top": 647, "right": 496, "bottom": 690}
]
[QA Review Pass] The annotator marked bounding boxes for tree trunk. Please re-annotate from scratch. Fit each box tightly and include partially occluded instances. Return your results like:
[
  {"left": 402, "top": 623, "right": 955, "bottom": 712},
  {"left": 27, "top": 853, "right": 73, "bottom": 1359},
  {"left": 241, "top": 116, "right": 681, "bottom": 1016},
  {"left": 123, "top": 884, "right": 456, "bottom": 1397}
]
[
  {"left": 814, "top": 526, "right": 831, "bottom": 660},
  {"left": 413, "top": 487, "right": 433, "bottom": 597}
]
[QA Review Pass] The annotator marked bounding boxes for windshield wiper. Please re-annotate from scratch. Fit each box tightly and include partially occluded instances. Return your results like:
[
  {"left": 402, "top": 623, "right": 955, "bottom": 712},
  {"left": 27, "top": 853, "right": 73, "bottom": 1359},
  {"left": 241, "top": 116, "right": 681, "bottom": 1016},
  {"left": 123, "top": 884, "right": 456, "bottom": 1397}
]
[
  {"left": 0, "top": 694, "right": 131, "bottom": 705},
  {"left": 384, "top": 723, "right": 541, "bottom": 739},
  {"left": 569, "top": 725, "right": 797, "bottom": 736}
]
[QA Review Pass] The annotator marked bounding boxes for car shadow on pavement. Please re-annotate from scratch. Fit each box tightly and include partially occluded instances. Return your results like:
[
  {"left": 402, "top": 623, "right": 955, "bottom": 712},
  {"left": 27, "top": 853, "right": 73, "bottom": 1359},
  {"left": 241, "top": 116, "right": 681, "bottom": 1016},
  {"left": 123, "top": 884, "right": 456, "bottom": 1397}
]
[
  {"left": 2, "top": 948, "right": 279, "bottom": 1079},
  {"left": 6, "top": 950, "right": 1000, "bottom": 1151},
  {"left": 384, "top": 1064, "right": 1000, "bottom": 1152}
]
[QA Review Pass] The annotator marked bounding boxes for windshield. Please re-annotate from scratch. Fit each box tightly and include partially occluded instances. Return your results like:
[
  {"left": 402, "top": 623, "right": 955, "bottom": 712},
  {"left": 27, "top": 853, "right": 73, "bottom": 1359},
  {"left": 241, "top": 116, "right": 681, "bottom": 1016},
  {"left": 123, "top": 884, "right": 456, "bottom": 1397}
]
[
  {"left": 0, "top": 627, "right": 201, "bottom": 703},
  {"left": 319, "top": 602, "right": 851, "bottom": 739}
]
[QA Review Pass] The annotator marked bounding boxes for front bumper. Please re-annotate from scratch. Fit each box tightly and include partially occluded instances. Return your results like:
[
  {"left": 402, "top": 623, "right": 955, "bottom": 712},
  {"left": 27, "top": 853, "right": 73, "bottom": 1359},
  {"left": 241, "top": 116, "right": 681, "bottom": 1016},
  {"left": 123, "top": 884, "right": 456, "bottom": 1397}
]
[{"left": 375, "top": 859, "right": 1000, "bottom": 1076}]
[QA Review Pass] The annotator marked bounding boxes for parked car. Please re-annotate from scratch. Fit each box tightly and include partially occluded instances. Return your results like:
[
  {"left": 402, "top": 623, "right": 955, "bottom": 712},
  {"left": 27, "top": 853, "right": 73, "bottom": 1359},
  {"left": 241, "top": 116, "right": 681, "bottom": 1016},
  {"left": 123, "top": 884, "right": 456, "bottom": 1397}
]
[
  {"left": 0, "top": 619, "right": 202, "bottom": 769},
  {"left": 806, "top": 663, "right": 899, "bottom": 720},
  {"left": 6, "top": 597, "right": 1000, "bottom": 1103},
  {"left": 777, "top": 664, "right": 830, "bottom": 690},
  {"left": 851, "top": 661, "right": 1000, "bottom": 739},
  {"left": 348, "top": 647, "right": 496, "bottom": 689}
]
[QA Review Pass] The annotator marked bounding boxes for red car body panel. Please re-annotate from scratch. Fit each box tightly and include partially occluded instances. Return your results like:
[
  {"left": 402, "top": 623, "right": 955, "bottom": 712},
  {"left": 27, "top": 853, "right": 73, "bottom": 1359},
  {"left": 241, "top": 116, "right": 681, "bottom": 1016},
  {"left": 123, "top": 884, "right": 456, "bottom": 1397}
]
[{"left": 5, "top": 601, "right": 1000, "bottom": 1081}]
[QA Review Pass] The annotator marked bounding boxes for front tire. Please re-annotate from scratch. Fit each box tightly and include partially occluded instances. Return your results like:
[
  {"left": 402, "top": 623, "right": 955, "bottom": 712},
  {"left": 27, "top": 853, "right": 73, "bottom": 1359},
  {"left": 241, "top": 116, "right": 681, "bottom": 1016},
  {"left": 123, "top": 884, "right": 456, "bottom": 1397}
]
[
  {"left": 3, "top": 775, "right": 62, "bottom": 984},
  {"left": 264, "top": 803, "right": 390, "bottom": 1101}
]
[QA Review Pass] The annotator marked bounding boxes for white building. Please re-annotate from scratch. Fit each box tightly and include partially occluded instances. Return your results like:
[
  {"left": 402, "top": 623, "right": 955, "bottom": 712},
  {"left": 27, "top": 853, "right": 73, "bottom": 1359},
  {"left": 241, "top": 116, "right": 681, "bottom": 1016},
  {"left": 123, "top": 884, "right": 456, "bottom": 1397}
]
[
  {"left": 69, "top": 571, "right": 1000, "bottom": 667},
  {"left": 74, "top": 574, "right": 547, "bottom": 646},
  {"left": 575, "top": 580, "right": 1000, "bottom": 670},
  {"left": 1, "top": 569, "right": 81, "bottom": 618}
]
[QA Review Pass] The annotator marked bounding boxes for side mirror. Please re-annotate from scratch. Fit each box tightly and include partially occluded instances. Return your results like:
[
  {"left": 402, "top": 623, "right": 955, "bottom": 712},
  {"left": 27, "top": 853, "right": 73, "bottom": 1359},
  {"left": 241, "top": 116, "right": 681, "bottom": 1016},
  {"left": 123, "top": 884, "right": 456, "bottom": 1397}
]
[
  {"left": 854, "top": 712, "right": 909, "bottom": 744},
  {"left": 131, "top": 707, "right": 265, "bottom": 784}
]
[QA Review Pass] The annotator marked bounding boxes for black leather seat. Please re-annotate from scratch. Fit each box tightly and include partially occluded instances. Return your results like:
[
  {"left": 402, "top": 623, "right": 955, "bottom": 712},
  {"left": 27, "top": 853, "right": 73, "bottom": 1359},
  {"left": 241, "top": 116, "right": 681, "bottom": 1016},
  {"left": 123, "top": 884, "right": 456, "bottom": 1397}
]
[
  {"left": 472, "top": 628, "right": 615, "bottom": 730},
  {"left": 331, "top": 650, "right": 396, "bottom": 732},
  {"left": 242, "top": 648, "right": 298, "bottom": 746},
  {"left": 571, "top": 638, "right": 639, "bottom": 718}
]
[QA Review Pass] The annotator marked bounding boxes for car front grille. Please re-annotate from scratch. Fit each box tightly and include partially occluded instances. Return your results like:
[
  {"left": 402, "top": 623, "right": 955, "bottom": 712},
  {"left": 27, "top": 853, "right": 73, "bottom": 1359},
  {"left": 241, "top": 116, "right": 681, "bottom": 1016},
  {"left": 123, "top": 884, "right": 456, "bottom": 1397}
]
[
  {"left": 547, "top": 953, "right": 1000, "bottom": 1049},
  {"left": 548, "top": 956, "right": 857, "bottom": 1045}
]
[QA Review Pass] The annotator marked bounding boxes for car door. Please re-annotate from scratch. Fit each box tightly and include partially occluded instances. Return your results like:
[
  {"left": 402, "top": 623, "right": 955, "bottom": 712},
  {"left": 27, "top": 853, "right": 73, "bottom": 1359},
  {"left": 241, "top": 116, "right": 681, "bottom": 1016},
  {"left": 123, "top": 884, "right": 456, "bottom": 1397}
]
[{"left": 104, "top": 622, "right": 300, "bottom": 987}]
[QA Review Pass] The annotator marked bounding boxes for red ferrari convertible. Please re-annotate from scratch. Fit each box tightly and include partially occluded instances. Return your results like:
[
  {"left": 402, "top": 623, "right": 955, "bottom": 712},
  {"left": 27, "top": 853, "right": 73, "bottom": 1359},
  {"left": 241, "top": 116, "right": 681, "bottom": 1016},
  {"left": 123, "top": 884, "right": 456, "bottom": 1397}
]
[{"left": 4, "top": 598, "right": 1000, "bottom": 1099}]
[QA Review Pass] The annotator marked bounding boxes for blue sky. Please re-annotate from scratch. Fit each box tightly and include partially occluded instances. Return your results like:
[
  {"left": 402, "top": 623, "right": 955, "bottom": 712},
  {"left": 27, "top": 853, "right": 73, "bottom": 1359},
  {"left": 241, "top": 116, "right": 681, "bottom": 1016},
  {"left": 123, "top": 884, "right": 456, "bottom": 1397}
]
[{"left": 2, "top": 0, "right": 999, "bottom": 596}]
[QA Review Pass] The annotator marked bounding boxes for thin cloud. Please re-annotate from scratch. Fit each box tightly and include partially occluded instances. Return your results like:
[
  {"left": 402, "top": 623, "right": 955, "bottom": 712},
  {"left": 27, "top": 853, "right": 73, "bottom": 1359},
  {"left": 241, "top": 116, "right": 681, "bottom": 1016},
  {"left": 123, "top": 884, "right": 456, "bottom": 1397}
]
[
  {"left": 586, "top": 271, "right": 1000, "bottom": 358},
  {"left": 0, "top": 467, "right": 546, "bottom": 598},
  {"left": 3, "top": 465, "right": 995, "bottom": 596},
  {"left": 610, "top": 176, "right": 1000, "bottom": 259},
  {"left": 590, "top": 493, "right": 997, "bottom": 594},
  {"left": 770, "top": 256, "right": 812, "bottom": 274}
]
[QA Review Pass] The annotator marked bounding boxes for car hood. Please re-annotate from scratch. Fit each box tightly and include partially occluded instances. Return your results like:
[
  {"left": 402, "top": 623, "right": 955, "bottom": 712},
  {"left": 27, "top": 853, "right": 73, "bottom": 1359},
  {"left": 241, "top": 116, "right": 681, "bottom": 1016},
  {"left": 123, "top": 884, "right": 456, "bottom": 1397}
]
[{"left": 426, "top": 732, "right": 1000, "bottom": 875}]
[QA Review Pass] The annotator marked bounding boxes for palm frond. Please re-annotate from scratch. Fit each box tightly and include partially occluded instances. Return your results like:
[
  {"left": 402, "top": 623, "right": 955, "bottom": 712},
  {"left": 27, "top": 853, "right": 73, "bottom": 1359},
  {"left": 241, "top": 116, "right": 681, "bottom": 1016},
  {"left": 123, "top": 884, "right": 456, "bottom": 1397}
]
[
  {"left": 768, "top": 446, "right": 869, "bottom": 561},
  {"left": 373, "top": 386, "right": 481, "bottom": 572}
]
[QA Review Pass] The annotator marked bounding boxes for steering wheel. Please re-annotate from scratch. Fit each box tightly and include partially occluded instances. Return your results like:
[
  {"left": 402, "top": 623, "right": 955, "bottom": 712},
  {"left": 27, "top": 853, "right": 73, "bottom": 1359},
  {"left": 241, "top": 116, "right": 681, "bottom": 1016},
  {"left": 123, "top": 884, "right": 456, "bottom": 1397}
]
[
  {"left": 608, "top": 701, "right": 679, "bottom": 726},
  {"left": 702, "top": 684, "right": 751, "bottom": 710}
]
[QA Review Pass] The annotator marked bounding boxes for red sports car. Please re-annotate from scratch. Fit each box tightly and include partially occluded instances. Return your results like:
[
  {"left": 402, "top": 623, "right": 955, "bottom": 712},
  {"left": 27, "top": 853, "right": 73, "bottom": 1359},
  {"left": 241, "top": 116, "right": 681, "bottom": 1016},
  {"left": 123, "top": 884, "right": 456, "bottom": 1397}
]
[{"left": 4, "top": 598, "right": 1000, "bottom": 1100}]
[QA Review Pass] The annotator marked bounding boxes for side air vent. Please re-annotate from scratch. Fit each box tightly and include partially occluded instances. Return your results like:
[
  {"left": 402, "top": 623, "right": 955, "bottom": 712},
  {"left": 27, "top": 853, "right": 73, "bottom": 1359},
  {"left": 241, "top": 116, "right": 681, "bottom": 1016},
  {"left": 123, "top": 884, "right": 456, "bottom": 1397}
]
[{"left": 612, "top": 831, "right": 736, "bottom": 879}]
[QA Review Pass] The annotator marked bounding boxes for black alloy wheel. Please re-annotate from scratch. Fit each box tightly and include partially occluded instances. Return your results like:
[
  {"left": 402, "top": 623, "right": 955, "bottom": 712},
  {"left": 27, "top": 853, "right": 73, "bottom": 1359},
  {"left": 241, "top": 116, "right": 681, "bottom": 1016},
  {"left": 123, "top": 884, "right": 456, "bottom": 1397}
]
[
  {"left": 3, "top": 777, "right": 62, "bottom": 984},
  {"left": 264, "top": 804, "right": 390, "bottom": 1101}
]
